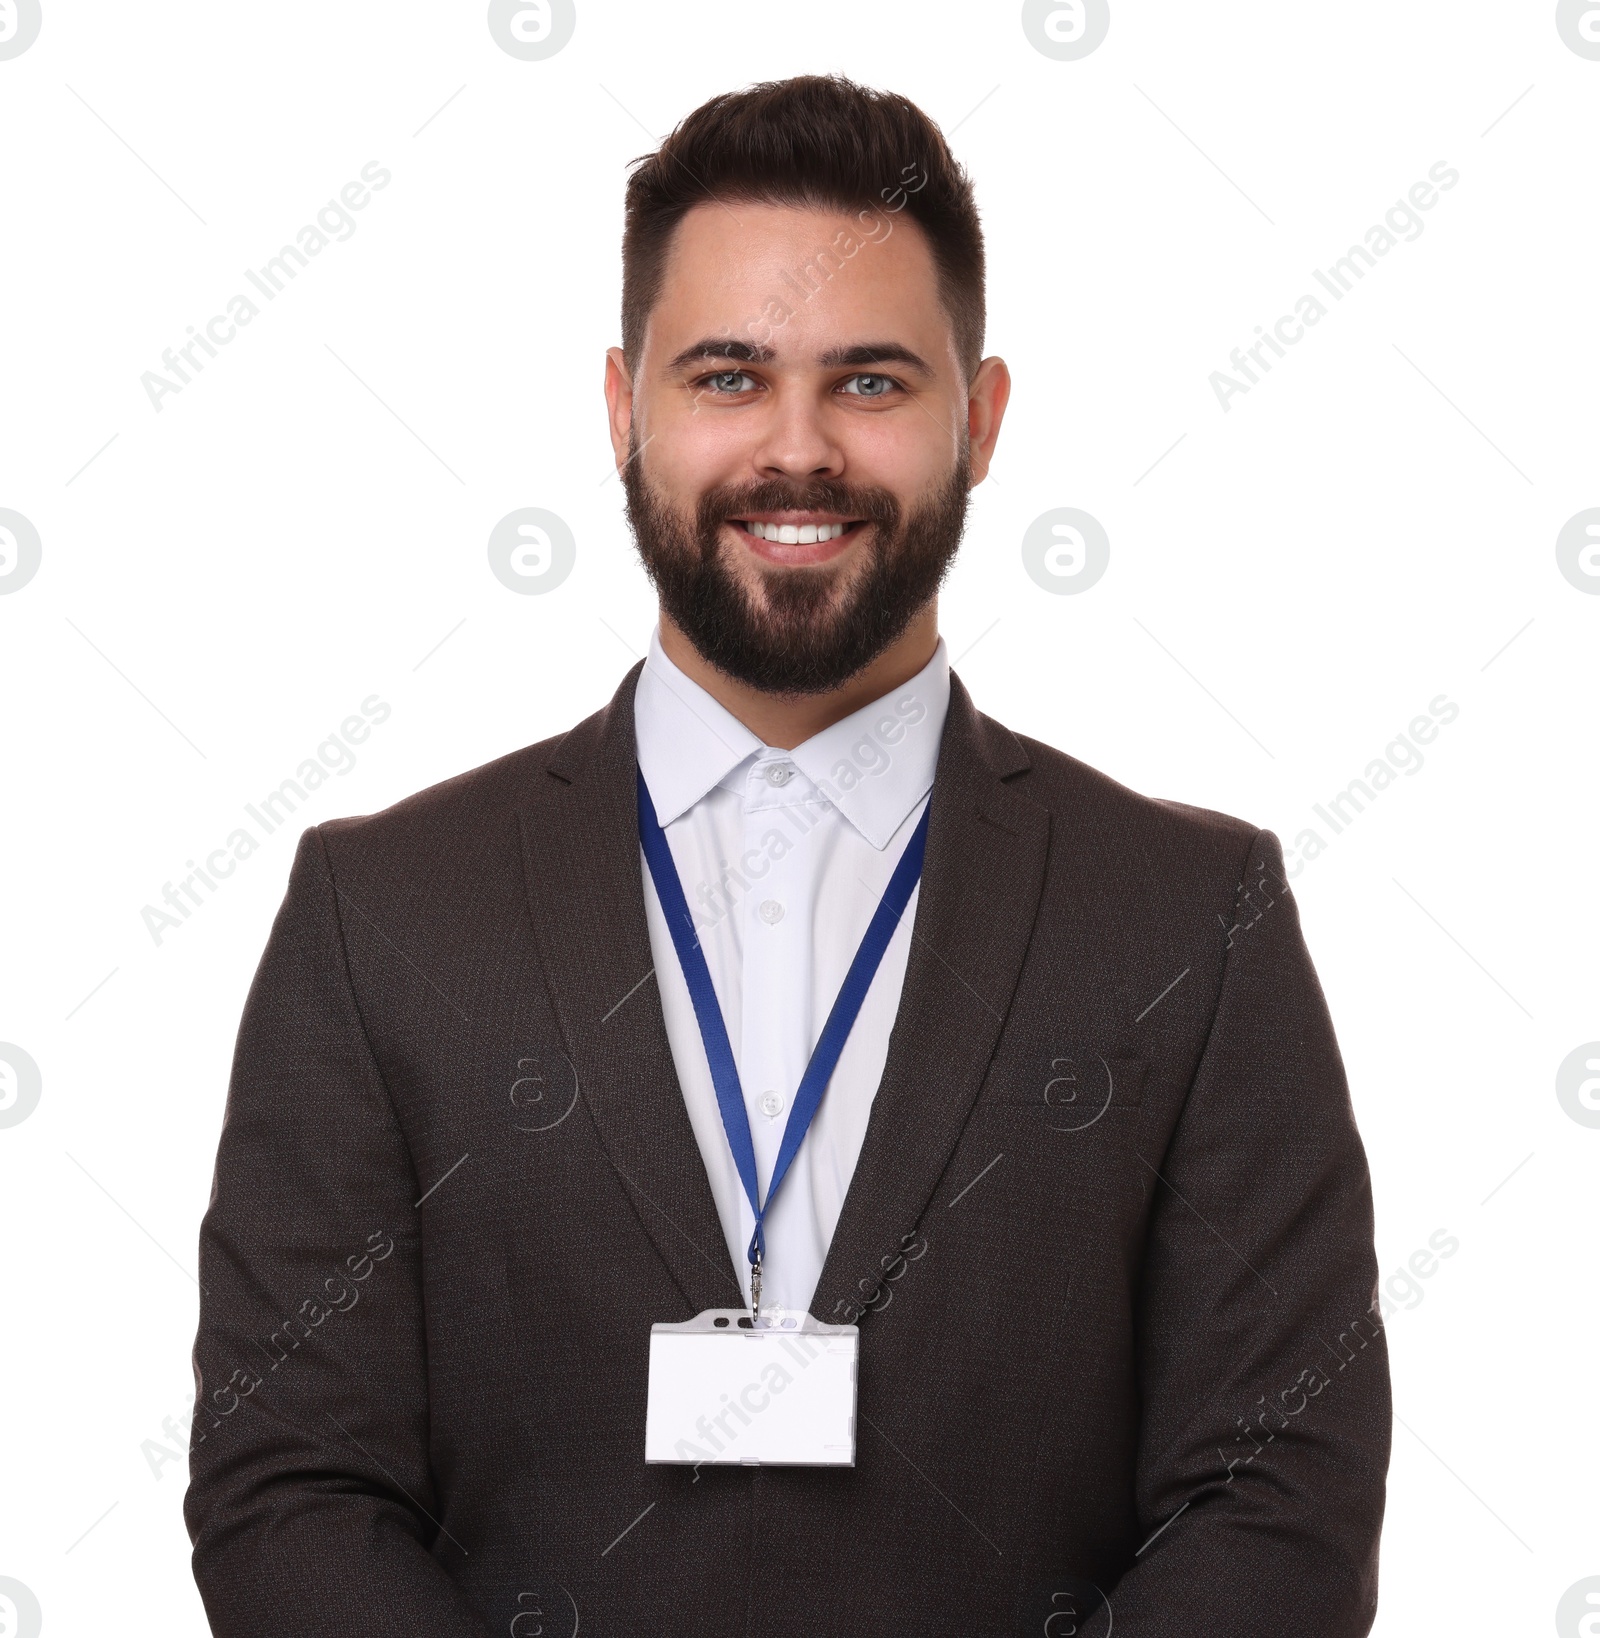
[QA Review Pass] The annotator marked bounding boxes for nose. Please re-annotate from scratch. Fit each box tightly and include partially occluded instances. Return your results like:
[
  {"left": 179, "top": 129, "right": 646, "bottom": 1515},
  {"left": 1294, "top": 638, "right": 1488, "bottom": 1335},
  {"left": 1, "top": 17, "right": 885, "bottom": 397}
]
[{"left": 749, "top": 388, "right": 845, "bottom": 483}]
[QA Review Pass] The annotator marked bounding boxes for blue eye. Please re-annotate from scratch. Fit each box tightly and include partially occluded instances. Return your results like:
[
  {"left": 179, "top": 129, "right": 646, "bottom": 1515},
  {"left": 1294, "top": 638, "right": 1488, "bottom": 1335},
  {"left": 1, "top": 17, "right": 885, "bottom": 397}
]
[
  {"left": 840, "top": 373, "right": 897, "bottom": 398},
  {"left": 704, "top": 371, "right": 755, "bottom": 393}
]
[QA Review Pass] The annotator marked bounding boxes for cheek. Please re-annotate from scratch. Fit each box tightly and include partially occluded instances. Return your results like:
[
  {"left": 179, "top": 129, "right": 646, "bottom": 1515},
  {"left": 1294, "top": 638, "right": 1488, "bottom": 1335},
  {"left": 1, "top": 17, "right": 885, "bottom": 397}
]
[
  {"left": 644, "top": 409, "right": 748, "bottom": 502},
  {"left": 844, "top": 410, "right": 958, "bottom": 497}
]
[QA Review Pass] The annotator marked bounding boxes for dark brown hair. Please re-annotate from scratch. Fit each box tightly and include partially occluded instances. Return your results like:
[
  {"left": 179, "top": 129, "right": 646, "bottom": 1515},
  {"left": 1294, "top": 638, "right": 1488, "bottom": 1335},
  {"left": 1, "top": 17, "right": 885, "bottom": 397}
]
[{"left": 621, "top": 75, "right": 985, "bottom": 378}]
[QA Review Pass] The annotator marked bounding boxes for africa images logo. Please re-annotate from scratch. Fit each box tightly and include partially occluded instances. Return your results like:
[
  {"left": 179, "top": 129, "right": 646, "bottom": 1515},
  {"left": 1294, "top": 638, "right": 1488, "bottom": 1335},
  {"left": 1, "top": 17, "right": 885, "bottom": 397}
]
[
  {"left": 488, "top": 509, "right": 576, "bottom": 594},
  {"left": 139, "top": 163, "right": 393, "bottom": 413},
  {"left": 1021, "top": 0, "right": 1111, "bottom": 60},
  {"left": 0, "top": 1044, "right": 43, "bottom": 1130},
  {"left": 1556, "top": 0, "right": 1600, "bottom": 58},
  {"left": 1022, "top": 508, "right": 1111, "bottom": 595},
  {"left": 0, "top": 1580, "right": 42, "bottom": 1638},
  {"left": 487, "top": 0, "right": 576, "bottom": 59},
  {"left": 1556, "top": 508, "right": 1600, "bottom": 594},
  {"left": 1209, "top": 163, "right": 1460, "bottom": 412},
  {"left": 0, "top": 0, "right": 42, "bottom": 59},
  {"left": 0, "top": 509, "right": 42, "bottom": 595}
]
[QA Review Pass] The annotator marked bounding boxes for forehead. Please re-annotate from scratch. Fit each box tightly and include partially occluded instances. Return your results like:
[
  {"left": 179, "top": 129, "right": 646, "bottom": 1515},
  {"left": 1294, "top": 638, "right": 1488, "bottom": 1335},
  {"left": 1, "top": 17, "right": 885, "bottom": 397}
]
[{"left": 648, "top": 199, "right": 952, "bottom": 364}]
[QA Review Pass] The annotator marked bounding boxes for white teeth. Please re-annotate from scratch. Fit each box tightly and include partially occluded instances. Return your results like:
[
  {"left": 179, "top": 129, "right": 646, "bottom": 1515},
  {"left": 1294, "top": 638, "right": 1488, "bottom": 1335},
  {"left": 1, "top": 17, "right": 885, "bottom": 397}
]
[{"left": 744, "top": 521, "right": 849, "bottom": 542}]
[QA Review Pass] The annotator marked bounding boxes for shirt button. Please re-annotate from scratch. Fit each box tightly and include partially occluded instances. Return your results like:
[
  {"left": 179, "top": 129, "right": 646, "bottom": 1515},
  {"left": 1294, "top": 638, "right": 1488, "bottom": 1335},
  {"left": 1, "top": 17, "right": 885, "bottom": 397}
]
[
  {"left": 758, "top": 1089, "right": 785, "bottom": 1119},
  {"left": 758, "top": 899, "right": 785, "bottom": 924},
  {"left": 764, "top": 763, "right": 794, "bottom": 787}
]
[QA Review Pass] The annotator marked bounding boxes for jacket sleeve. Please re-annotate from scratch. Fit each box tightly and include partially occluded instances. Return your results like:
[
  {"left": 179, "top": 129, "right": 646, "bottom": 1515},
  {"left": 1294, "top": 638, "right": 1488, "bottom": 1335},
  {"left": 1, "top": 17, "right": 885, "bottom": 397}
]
[
  {"left": 184, "top": 827, "right": 491, "bottom": 1637},
  {"left": 1096, "top": 828, "right": 1391, "bottom": 1636}
]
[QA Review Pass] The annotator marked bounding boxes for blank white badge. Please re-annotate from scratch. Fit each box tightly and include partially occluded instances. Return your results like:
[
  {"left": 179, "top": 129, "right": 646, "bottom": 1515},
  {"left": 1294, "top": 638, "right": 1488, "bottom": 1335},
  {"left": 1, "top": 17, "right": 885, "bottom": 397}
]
[{"left": 644, "top": 1309, "right": 859, "bottom": 1466}]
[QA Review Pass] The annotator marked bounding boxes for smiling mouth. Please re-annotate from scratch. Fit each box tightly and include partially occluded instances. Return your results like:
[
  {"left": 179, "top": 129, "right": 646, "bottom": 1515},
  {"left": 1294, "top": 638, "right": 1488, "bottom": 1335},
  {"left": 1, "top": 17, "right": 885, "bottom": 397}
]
[{"left": 732, "top": 518, "right": 864, "bottom": 544}]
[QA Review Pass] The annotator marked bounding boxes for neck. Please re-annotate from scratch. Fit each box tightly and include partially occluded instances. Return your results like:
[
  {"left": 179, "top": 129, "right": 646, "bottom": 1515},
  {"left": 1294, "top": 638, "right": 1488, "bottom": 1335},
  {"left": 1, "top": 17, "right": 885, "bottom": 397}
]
[{"left": 656, "top": 604, "right": 940, "bottom": 750}]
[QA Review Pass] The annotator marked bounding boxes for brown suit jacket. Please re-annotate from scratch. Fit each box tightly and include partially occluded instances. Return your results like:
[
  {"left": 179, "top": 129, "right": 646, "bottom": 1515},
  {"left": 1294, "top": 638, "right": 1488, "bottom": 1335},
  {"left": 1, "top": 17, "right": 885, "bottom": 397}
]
[{"left": 186, "top": 663, "right": 1390, "bottom": 1636}]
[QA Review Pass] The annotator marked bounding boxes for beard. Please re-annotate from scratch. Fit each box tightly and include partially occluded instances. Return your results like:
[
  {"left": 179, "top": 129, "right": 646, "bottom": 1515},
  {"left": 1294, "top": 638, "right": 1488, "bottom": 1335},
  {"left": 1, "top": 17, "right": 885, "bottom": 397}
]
[{"left": 621, "top": 435, "right": 971, "bottom": 696}]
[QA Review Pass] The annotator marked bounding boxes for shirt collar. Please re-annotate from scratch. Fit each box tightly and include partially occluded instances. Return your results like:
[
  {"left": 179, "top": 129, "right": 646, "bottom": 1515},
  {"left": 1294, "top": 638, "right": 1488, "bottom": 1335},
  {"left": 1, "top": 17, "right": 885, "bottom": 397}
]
[{"left": 633, "top": 625, "right": 951, "bottom": 851}]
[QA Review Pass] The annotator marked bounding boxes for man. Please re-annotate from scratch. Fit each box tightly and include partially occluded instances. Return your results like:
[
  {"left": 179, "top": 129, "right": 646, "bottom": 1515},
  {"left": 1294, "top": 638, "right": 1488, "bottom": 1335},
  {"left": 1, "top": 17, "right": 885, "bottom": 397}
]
[{"left": 186, "top": 75, "right": 1390, "bottom": 1637}]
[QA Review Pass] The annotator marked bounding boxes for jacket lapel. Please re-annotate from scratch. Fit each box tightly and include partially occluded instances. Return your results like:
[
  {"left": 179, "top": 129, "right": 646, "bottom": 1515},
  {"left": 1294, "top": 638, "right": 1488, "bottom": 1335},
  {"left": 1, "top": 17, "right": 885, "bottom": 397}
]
[
  {"left": 810, "top": 674, "right": 1050, "bottom": 1322},
  {"left": 516, "top": 661, "right": 744, "bottom": 1315},
  {"left": 516, "top": 662, "right": 1051, "bottom": 1326}
]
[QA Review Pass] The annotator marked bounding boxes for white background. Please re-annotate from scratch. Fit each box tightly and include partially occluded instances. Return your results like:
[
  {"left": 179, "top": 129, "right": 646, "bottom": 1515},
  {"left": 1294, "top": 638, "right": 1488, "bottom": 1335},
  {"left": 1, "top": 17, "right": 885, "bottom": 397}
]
[{"left": 1, "top": 2, "right": 1597, "bottom": 1632}]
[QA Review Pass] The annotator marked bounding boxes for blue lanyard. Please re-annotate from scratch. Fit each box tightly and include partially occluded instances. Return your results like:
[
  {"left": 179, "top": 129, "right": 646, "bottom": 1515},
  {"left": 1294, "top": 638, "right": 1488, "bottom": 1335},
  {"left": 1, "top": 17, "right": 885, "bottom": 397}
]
[{"left": 637, "top": 767, "right": 931, "bottom": 1299}]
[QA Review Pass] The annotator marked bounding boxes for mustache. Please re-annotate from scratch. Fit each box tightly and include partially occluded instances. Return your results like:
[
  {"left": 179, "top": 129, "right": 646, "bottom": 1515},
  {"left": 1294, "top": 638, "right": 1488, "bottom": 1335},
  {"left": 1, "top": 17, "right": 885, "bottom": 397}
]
[{"left": 695, "top": 478, "right": 901, "bottom": 541}]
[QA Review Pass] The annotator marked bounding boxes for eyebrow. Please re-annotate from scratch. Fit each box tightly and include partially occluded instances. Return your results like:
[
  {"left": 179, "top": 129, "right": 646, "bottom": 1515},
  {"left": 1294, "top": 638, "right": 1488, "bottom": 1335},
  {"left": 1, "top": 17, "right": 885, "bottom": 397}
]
[
  {"left": 664, "top": 338, "right": 935, "bottom": 378},
  {"left": 816, "top": 342, "right": 934, "bottom": 379},
  {"left": 666, "top": 339, "right": 775, "bottom": 369}
]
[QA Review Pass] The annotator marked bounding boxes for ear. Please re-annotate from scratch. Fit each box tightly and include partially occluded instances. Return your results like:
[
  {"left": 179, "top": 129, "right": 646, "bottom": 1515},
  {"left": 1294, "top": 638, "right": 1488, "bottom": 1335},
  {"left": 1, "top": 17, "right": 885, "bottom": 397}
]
[
  {"left": 965, "top": 356, "right": 1012, "bottom": 486},
  {"left": 604, "top": 346, "right": 634, "bottom": 474}
]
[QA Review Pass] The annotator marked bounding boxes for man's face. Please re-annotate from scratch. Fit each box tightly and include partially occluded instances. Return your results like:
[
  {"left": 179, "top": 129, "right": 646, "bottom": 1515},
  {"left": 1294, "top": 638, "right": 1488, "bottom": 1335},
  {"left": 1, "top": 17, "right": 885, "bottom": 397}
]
[{"left": 606, "top": 200, "right": 1008, "bottom": 694}]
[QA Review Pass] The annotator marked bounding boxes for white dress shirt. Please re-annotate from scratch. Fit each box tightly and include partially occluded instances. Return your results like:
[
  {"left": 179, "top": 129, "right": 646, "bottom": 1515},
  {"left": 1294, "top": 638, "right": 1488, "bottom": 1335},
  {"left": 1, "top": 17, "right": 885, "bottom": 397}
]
[{"left": 634, "top": 625, "right": 951, "bottom": 1317}]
